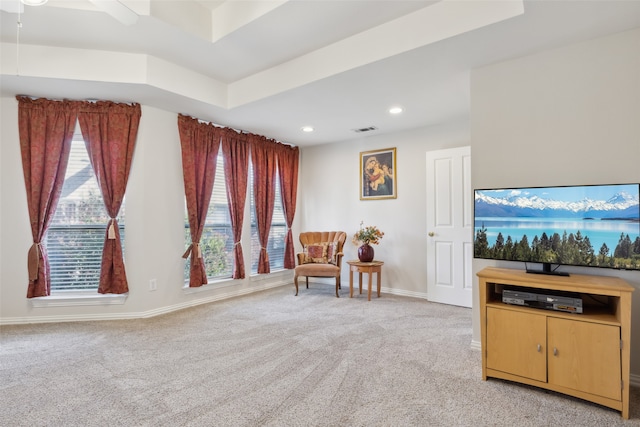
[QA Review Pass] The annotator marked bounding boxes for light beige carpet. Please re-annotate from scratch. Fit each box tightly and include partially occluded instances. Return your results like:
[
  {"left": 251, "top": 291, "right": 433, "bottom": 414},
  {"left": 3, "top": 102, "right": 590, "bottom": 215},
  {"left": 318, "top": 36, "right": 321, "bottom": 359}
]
[{"left": 1, "top": 284, "right": 638, "bottom": 426}]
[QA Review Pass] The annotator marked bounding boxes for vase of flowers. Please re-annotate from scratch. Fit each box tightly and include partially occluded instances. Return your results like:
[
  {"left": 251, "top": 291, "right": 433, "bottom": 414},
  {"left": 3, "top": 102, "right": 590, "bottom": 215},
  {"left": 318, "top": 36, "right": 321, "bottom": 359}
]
[
  {"left": 357, "top": 244, "right": 375, "bottom": 262},
  {"left": 353, "top": 222, "right": 384, "bottom": 262}
]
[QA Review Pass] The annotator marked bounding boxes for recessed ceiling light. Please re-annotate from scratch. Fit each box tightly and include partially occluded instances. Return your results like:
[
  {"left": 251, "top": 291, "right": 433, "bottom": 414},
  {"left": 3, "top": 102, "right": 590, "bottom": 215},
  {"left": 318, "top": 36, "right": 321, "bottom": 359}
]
[
  {"left": 301, "top": 126, "right": 314, "bottom": 133},
  {"left": 21, "top": 0, "right": 48, "bottom": 5},
  {"left": 389, "top": 106, "right": 403, "bottom": 115}
]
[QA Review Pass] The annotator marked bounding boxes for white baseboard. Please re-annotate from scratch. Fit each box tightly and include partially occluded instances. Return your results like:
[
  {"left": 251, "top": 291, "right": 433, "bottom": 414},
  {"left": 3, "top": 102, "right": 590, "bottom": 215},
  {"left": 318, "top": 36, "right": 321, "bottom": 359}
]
[
  {"left": 142, "top": 279, "right": 289, "bottom": 319},
  {"left": 310, "top": 277, "right": 431, "bottom": 300},
  {"left": 1, "top": 311, "right": 141, "bottom": 325},
  {"left": 0, "top": 279, "right": 290, "bottom": 325},
  {"left": 379, "top": 286, "right": 429, "bottom": 299}
]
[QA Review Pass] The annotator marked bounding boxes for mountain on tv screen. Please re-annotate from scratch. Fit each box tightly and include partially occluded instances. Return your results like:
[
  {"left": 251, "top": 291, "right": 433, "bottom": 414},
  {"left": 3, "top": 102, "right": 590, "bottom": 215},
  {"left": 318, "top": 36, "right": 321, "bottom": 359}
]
[{"left": 474, "top": 184, "right": 640, "bottom": 271}]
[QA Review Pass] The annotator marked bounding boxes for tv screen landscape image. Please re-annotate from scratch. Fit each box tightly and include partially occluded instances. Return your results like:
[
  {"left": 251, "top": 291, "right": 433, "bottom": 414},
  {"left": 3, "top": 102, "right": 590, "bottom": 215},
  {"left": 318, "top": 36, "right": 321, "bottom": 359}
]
[{"left": 474, "top": 183, "right": 640, "bottom": 273}]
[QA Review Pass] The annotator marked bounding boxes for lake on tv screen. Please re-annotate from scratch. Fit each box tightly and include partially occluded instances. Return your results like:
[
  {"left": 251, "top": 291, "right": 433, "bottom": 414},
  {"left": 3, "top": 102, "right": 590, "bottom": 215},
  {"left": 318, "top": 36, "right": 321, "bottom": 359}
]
[
  {"left": 474, "top": 217, "right": 639, "bottom": 252},
  {"left": 474, "top": 184, "right": 640, "bottom": 253}
]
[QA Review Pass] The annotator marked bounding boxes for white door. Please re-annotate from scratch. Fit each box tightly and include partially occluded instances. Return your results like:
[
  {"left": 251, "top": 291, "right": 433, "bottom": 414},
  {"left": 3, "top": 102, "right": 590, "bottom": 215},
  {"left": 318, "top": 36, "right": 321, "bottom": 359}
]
[{"left": 426, "top": 146, "right": 472, "bottom": 307}]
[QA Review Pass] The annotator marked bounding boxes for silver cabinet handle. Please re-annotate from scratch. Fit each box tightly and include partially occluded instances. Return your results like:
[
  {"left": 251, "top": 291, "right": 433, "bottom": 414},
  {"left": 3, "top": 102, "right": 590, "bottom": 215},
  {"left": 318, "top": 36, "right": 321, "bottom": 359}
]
[
  {"left": 537, "top": 344, "right": 542, "bottom": 352},
  {"left": 553, "top": 347, "right": 558, "bottom": 356}
]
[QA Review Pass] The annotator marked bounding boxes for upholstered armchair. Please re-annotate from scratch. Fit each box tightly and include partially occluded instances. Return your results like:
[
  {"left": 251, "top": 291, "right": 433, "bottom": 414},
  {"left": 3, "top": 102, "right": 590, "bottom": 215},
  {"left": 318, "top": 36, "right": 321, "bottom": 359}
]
[{"left": 294, "top": 231, "right": 347, "bottom": 297}]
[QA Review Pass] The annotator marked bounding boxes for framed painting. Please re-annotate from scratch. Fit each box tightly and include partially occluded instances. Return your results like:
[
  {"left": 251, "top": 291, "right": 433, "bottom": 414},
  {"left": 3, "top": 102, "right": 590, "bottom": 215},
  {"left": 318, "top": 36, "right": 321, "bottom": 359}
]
[{"left": 360, "top": 147, "right": 396, "bottom": 200}]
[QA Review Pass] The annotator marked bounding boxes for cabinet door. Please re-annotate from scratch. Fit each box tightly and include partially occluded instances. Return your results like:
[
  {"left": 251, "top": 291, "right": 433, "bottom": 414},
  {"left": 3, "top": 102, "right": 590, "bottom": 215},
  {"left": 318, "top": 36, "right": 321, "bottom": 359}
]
[
  {"left": 486, "top": 307, "right": 547, "bottom": 382},
  {"left": 548, "top": 318, "right": 621, "bottom": 401}
]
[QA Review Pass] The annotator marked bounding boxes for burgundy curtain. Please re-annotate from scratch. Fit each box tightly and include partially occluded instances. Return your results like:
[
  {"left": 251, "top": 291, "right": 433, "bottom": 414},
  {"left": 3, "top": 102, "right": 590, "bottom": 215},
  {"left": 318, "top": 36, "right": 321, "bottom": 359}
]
[
  {"left": 77, "top": 101, "right": 141, "bottom": 294},
  {"left": 221, "top": 128, "right": 249, "bottom": 279},
  {"left": 17, "top": 96, "right": 77, "bottom": 298},
  {"left": 250, "top": 135, "right": 277, "bottom": 274},
  {"left": 178, "top": 115, "right": 221, "bottom": 287},
  {"left": 276, "top": 143, "right": 299, "bottom": 269}
]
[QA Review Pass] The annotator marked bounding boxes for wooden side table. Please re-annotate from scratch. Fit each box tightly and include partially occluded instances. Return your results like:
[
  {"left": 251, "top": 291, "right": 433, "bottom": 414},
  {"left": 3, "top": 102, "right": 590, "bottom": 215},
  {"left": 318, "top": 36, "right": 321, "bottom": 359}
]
[{"left": 347, "top": 260, "right": 384, "bottom": 301}]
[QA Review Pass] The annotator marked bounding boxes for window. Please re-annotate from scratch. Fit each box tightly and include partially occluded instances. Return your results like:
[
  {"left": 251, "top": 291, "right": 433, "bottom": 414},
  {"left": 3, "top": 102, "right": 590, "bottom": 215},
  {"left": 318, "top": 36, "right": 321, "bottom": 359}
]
[
  {"left": 47, "top": 135, "right": 124, "bottom": 291},
  {"left": 250, "top": 166, "right": 286, "bottom": 274},
  {"left": 184, "top": 153, "right": 234, "bottom": 281}
]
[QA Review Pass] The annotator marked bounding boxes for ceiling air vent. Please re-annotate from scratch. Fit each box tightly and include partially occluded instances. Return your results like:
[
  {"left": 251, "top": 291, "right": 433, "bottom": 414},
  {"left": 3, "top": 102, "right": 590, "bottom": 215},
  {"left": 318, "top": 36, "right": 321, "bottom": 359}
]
[{"left": 353, "top": 126, "right": 378, "bottom": 133}]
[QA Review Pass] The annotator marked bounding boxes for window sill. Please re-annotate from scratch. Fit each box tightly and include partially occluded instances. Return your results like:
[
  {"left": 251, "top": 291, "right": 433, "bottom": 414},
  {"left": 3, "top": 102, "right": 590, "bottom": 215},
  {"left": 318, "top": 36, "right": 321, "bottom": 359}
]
[
  {"left": 182, "top": 277, "right": 242, "bottom": 294},
  {"left": 30, "top": 293, "right": 128, "bottom": 308},
  {"left": 250, "top": 269, "right": 290, "bottom": 283},
  {"left": 182, "top": 269, "right": 292, "bottom": 294}
]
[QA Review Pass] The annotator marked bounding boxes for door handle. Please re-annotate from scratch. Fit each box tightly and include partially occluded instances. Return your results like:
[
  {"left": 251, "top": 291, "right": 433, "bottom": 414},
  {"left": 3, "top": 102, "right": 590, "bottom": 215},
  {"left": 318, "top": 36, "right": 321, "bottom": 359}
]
[{"left": 428, "top": 232, "right": 435, "bottom": 237}]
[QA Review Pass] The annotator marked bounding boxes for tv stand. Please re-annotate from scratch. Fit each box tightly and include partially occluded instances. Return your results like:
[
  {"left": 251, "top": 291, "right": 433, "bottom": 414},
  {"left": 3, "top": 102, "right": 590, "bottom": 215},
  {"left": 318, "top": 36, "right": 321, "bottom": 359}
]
[
  {"left": 478, "top": 267, "right": 634, "bottom": 419},
  {"left": 526, "top": 262, "right": 569, "bottom": 277}
]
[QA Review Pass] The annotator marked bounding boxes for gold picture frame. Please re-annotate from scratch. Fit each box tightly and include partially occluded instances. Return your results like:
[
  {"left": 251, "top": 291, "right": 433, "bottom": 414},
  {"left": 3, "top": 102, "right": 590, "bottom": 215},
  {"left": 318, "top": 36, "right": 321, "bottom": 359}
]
[{"left": 360, "top": 147, "right": 397, "bottom": 200}]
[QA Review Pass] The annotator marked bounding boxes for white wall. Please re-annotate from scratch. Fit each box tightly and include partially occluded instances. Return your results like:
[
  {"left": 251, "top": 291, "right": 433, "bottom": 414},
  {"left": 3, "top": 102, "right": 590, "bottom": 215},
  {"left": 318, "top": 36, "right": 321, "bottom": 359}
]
[
  {"left": 0, "top": 100, "right": 291, "bottom": 323},
  {"left": 471, "top": 29, "right": 640, "bottom": 378},
  {"left": 0, "top": 96, "right": 469, "bottom": 318},
  {"left": 297, "top": 119, "right": 470, "bottom": 296}
]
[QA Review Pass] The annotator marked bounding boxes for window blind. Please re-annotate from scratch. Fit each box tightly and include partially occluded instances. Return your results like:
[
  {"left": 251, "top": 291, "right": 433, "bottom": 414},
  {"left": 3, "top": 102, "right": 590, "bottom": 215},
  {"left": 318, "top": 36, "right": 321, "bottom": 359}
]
[
  {"left": 47, "top": 137, "right": 124, "bottom": 291},
  {"left": 184, "top": 153, "right": 234, "bottom": 281},
  {"left": 250, "top": 165, "right": 286, "bottom": 274}
]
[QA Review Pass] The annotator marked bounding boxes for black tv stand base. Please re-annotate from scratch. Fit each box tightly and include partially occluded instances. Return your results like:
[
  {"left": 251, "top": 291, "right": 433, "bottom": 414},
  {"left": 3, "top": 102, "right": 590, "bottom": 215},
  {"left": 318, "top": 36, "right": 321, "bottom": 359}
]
[
  {"left": 526, "top": 262, "right": 570, "bottom": 276},
  {"left": 526, "top": 269, "right": 570, "bottom": 277}
]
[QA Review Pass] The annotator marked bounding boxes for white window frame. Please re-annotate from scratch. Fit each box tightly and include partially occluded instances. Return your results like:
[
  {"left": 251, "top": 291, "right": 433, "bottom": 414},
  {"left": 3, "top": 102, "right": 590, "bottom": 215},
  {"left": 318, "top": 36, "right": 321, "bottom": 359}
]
[{"left": 34, "top": 129, "right": 127, "bottom": 306}]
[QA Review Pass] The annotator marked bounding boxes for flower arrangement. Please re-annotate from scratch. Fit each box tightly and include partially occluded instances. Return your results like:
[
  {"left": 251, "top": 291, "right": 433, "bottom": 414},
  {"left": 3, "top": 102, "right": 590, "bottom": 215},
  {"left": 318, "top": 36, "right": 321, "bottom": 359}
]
[{"left": 352, "top": 221, "right": 384, "bottom": 246}]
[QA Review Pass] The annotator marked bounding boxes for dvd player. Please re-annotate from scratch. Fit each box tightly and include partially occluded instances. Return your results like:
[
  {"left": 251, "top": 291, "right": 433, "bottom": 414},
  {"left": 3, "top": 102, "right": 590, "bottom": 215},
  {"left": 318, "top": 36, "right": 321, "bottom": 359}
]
[{"left": 502, "top": 288, "right": 583, "bottom": 313}]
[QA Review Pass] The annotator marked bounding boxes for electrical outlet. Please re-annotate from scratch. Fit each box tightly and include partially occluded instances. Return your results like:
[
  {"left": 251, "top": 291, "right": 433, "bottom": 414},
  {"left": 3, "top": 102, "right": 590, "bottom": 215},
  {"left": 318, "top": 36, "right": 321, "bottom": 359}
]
[{"left": 149, "top": 279, "right": 157, "bottom": 291}]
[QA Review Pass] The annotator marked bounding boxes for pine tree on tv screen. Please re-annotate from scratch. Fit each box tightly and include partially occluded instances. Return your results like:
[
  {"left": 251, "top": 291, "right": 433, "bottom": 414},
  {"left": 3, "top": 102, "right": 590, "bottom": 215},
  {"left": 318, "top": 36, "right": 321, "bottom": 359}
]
[{"left": 474, "top": 184, "right": 640, "bottom": 271}]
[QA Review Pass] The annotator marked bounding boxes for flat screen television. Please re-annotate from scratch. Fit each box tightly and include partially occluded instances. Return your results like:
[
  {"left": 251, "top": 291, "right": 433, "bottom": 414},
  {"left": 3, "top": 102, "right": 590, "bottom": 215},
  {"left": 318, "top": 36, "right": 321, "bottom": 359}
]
[{"left": 474, "top": 183, "right": 640, "bottom": 275}]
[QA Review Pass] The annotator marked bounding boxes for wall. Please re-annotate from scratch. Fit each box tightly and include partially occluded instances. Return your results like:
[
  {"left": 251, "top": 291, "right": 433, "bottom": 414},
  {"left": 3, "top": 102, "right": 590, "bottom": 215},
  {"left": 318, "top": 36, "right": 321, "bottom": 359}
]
[
  {"left": 0, "top": 100, "right": 291, "bottom": 323},
  {"left": 0, "top": 97, "right": 469, "bottom": 320},
  {"left": 297, "top": 119, "right": 469, "bottom": 296},
  {"left": 471, "top": 28, "right": 640, "bottom": 380}
]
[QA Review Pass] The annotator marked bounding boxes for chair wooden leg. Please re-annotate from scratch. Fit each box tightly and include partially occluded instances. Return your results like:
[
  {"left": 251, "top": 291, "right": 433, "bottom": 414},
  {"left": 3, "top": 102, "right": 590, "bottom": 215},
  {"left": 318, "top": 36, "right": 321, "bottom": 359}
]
[
  {"left": 294, "top": 275, "right": 299, "bottom": 296},
  {"left": 306, "top": 277, "right": 309, "bottom": 289},
  {"left": 335, "top": 277, "right": 340, "bottom": 298}
]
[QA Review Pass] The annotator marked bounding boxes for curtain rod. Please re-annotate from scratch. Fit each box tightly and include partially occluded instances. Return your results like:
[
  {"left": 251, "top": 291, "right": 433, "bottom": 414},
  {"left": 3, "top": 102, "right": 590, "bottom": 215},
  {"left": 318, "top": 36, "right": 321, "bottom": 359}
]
[{"left": 189, "top": 114, "right": 296, "bottom": 148}]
